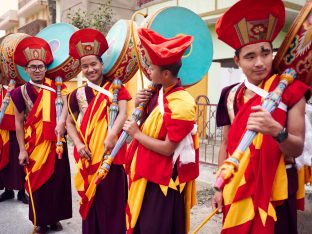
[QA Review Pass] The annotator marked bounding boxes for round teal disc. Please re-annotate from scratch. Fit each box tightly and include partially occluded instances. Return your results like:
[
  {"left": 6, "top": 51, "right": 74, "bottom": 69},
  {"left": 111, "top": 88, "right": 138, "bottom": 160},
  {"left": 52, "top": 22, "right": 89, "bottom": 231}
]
[
  {"left": 148, "top": 7, "right": 213, "bottom": 86},
  {"left": 37, "top": 23, "right": 77, "bottom": 71},
  {"left": 102, "top": 20, "right": 128, "bottom": 75}
]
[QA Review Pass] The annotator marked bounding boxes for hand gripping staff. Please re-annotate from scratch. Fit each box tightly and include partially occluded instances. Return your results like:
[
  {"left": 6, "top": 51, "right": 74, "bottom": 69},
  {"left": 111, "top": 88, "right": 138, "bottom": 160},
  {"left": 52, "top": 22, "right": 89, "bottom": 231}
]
[
  {"left": 214, "top": 68, "right": 296, "bottom": 191},
  {"left": 0, "top": 79, "right": 16, "bottom": 124},
  {"left": 55, "top": 76, "right": 64, "bottom": 159},
  {"left": 95, "top": 83, "right": 157, "bottom": 184}
]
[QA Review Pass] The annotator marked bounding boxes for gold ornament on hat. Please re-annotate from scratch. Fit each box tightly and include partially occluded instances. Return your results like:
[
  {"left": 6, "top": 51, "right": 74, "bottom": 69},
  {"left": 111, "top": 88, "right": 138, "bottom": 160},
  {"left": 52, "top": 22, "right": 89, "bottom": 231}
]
[
  {"left": 76, "top": 40, "right": 101, "bottom": 57},
  {"left": 23, "top": 47, "right": 47, "bottom": 63},
  {"left": 234, "top": 14, "right": 278, "bottom": 45}
]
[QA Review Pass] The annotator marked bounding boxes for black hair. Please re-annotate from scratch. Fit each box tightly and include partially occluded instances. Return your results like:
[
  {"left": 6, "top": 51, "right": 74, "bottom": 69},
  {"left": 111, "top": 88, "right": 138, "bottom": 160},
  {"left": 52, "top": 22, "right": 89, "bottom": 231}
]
[
  {"left": 96, "top": 56, "right": 103, "bottom": 63},
  {"left": 234, "top": 42, "right": 273, "bottom": 57},
  {"left": 159, "top": 60, "right": 182, "bottom": 77},
  {"left": 79, "top": 55, "right": 103, "bottom": 64}
]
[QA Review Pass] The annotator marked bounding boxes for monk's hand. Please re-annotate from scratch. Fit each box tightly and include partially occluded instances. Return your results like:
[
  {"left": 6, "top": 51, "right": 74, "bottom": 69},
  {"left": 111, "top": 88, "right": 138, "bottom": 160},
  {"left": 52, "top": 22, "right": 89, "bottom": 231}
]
[
  {"left": 247, "top": 105, "right": 282, "bottom": 136},
  {"left": 77, "top": 143, "right": 92, "bottom": 161},
  {"left": 135, "top": 89, "right": 153, "bottom": 107},
  {"left": 55, "top": 120, "right": 66, "bottom": 137},
  {"left": 211, "top": 190, "right": 223, "bottom": 214},
  {"left": 123, "top": 119, "right": 140, "bottom": 138},
  {"left": 19, "top": 150, "right": 29, "bottom": 166},
  {"left": 104, "top": 133, "right": 116, "bottom": 154}
]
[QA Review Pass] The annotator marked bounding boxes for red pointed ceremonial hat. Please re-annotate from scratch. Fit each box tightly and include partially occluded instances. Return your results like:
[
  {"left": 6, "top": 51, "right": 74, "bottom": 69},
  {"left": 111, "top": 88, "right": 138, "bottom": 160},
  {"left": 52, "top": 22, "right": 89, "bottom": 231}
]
[
  {"left": 69, "top": 28, "right": 108, "bottom": 59},
  {"left": 216, "top": 0, "right": 285, "bottom": 50},
  {"left": 14, "top": 36, "right": 53, "bottom": 67},
  {"left": 138, "top": 28, "right": 193, "bottom": 66}
]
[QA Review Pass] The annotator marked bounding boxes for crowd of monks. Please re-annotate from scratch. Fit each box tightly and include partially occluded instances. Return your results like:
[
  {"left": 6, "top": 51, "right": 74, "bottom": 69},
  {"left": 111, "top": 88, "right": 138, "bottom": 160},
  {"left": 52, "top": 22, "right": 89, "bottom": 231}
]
[{"left": 0, "top": 0, "right": 311, "bottom": 234}]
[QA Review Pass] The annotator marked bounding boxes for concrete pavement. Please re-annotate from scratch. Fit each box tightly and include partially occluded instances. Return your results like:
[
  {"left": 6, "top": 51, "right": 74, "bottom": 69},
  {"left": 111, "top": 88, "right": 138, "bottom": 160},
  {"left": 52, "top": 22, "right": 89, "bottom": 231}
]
[
  {"left": 1, "top": 147, "right": 312, "bottom": 234},
  {"left": 0, "top": 151, "right": 218, "bottom": 234},
  {"left": 0, "top": 147, "right": 81, "bottom": 234}
]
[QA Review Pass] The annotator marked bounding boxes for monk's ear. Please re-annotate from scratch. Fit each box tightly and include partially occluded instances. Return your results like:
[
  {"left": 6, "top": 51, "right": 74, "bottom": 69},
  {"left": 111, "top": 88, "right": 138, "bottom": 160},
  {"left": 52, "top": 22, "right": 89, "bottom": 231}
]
[
  {"left": 234, "top": 56, "right": 240, "bottom": 67},
  {"left": 164, "top": 69, "right": 171, "bottom": 78}
]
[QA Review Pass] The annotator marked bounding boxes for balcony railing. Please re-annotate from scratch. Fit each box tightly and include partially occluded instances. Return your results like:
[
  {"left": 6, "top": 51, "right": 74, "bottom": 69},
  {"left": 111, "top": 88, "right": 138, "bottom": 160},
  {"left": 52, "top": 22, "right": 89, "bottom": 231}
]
[
  {"left": 18, "top": 0, "right": 32, "bottom": 9},
  {"left": 137, "top": 0, "right": 155, "bottom": 7},
  {"left": 0, "top": 10, "right": 18, "bottom": 20},
  {"left": 17, "top": 19, "right": 47, "bottom": 35}
]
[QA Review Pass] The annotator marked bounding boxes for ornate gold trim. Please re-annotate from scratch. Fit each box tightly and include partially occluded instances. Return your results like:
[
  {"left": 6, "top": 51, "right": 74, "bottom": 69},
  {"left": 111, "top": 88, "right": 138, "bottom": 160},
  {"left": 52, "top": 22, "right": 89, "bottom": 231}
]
[{"left": 273, "top": 1, "right": 312, "bottom": 71}]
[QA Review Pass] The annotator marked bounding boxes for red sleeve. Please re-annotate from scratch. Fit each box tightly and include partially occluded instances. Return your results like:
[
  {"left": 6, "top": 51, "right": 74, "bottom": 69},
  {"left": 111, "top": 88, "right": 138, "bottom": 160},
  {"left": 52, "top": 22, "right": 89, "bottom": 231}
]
[
  {"left": 163, "top": 113, "right": 194, "bottom": 143},
  {"left": 118, "top": 85, "right": 131, "bottom": 101},
  {"left": 282, "top": 80, "right": 310, "bottom": 109},
  {"left": 162, "top": 90, "right": 196, "bottom": 143}
]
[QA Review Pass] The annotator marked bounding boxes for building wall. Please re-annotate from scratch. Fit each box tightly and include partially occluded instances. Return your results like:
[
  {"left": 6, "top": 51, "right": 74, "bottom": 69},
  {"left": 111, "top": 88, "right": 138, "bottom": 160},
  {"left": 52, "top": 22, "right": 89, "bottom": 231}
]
[
  {"left": 23, "top": 8, "right": 49, "bottom": 25},
  {"left": 0, "top": 0, "right": 305, "bottom": 106},
  {"left": 6, "top": 26, "right": 18, "bottom": 34},
  {"left": 0, "top": 0, "right": 51, "bottom": 35},
  {"left": 60, "top": 0, "right": 136, "bottom": 24}
]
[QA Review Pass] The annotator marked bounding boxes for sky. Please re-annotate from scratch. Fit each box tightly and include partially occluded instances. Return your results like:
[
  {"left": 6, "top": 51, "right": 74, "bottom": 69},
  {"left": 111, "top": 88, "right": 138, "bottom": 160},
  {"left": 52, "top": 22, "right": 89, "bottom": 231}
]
[{"left": 0, "top": 0, "right": 18, "bottom": 36}]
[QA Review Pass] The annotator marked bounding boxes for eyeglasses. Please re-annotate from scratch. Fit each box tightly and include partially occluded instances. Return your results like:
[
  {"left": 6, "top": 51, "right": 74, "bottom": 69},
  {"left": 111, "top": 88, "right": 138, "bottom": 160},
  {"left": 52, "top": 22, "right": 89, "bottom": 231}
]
[{"left": 27, "top": 65, "right": 46, "bottom": 72}]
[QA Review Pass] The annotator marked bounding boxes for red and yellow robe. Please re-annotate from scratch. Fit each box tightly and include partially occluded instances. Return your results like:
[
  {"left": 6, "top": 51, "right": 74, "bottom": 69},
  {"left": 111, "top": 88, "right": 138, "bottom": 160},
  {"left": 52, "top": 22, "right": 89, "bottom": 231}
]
[
  {"left": 69, "top": 81, "right": 129, "bottom": 220},
  {"left": 21, "top": 78, "right": 67, "bottom": 193},
  {"left": 221, "top": 75, "right": 309, "bottom": 233},
  {"left": 126, "top": 84, "right": 199, "bottom": 234},
  {"left": 0, "top": 87, "right": 16, "bottom": 170}
]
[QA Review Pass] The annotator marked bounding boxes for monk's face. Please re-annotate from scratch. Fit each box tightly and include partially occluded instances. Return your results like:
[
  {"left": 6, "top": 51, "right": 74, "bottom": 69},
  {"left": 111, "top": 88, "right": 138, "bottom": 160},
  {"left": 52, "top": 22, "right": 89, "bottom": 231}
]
[
  {"left": 80, "top": 55, "right": 104, "bottom": 85},
  {"left": 25, "top": 60, "right": 47, "bottom": 84},
  {"left": 234, "top": 42, "right": 273, "bottom": 85},
  {"left": 148, "top": 64, "right": 164, "bottom": 85}
]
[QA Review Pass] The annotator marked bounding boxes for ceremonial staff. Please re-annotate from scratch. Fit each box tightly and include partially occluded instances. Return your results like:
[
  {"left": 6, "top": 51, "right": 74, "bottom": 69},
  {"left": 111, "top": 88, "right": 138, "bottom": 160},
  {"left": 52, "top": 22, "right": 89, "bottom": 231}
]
[
  {"left": 131, "top": 11, "right": 147, "bottom": 89},
  {"left": 192, "top": 208, "right": 218, "bottom": 234},
  {"left": 55, "top": 76, "right": 64, "bottom": 159},
  {"left": 26, "top": 167, "right": 37, "bottom": 234},
  {"left": 108, "top": 78, "right": 122, "bottom": 130},
  {"left": 0, "top": 79, "right": 16, "bottom": 125},
  {"left": 95, "top": 82, "right": 157, "bottom": 184},
  {"left": 193, "top": 68, "right": 297, "bottom": 233},
  {"left": 215, "top": 68, "right": 296, "bottom": 191}
]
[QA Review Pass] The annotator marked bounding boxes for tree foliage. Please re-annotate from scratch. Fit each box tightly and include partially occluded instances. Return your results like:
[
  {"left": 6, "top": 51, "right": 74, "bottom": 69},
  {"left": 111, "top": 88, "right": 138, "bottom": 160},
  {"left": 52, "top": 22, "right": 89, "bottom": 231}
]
[{"left": 67, "top": 0, "right": 113, "bottom": 34}]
